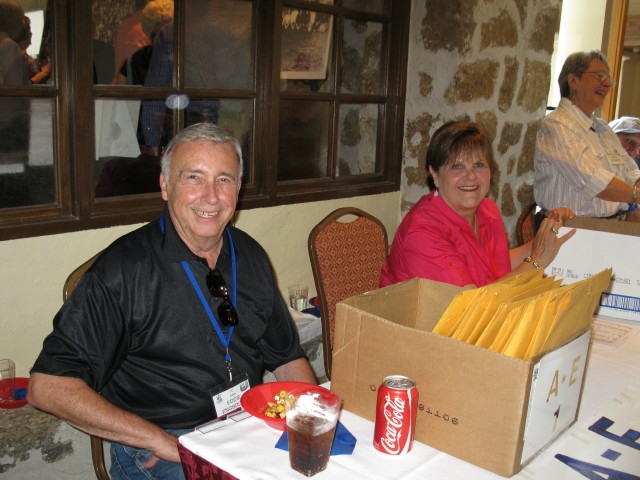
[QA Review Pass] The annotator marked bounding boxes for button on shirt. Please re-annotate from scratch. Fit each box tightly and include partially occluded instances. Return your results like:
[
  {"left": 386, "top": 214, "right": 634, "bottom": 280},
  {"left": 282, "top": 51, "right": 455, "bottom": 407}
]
[
  {"left": 31, "top": 208, "right": 305, "bottom": 429},
  {"left": 534, "top": 97, "right": 640, "bottom": 218}
]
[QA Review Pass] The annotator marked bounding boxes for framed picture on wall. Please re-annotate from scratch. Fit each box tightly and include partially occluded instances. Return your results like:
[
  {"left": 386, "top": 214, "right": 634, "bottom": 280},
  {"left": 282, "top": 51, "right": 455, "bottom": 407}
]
[{"left": 280, "top": 8, "right": 333, "bottom": 80}]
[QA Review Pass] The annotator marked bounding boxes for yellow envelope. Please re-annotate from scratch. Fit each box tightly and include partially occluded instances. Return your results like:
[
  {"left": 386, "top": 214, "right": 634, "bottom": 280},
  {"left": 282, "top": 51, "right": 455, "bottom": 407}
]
[
  {"left": 451, "top": 284, "right": 507, "bottom": 342},
  {"left": 432, "top": 288, "right": 483, "bottom": 336},
  {"left": 541, "top": 269, "right": 612, "bottom": 353},
  {"left": 523, "top": 293, "right": 558, "bottom": 359},
  {"left": 464, "top": 276, "right": 560, "bottom": 345},
  {"left": 494, "top": 268, "right": 544, "bottom": 286},
  {"left": 487, "top": 301, "right": 529, "bottom": 353},
  {"left": 502, "top": 293, "right": 554, "bottom": 359}
]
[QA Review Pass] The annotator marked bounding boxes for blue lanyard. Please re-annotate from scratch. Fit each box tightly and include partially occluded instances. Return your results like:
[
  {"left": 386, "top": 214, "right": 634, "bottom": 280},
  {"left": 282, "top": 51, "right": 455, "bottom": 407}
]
[{"left": 159, "top": 216, "right": 238, "bottom": 378}]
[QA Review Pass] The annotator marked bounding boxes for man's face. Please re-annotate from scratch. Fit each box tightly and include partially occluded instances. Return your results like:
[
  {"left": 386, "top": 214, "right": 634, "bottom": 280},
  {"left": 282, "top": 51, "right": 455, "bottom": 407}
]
[
  {"left": 160, "top": 140, "right": 240, "bottom": 254},
  {"left": 616, "top": 132, "right": 640, "bottom": 158}
]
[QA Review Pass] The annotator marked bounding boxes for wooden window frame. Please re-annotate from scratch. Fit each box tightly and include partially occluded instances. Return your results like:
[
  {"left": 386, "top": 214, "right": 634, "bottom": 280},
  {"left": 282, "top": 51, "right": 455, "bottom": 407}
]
[{"left": 0, "top": 0, "right": 409, "bottom": 240}]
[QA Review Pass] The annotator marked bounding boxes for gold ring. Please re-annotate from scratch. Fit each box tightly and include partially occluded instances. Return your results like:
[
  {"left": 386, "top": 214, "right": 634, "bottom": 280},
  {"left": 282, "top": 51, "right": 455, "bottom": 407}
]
[{"left": 551, "top": 227, "right": 559, "bottom": 235}]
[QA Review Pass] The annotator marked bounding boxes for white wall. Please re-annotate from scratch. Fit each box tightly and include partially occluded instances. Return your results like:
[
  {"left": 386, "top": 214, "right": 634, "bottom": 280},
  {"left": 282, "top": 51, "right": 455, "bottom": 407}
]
[
  {"left": 547, "top": 0, "right": 608, "bottom": 108},
  {"left": 0, "top": 193, "right": 400, "bottom": 377}
]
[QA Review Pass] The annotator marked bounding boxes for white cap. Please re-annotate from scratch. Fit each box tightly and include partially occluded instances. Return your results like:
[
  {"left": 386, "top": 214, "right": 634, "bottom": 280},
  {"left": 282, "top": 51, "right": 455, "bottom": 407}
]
[{"left": 609, "top": 116, "right": 640, "bottom": 134}]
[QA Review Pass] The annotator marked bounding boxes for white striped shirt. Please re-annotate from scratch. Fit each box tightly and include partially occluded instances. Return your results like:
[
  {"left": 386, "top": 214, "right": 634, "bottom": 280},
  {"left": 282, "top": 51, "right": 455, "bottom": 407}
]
[{"left": 534, "top": 98, "right": 640, "bottom": 217}]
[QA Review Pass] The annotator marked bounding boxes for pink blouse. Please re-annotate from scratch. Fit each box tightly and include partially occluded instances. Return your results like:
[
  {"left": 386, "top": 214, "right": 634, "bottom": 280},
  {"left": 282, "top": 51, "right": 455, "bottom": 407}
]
[{"left": 379, "top": 193, "right": 511, "bottom": 287}]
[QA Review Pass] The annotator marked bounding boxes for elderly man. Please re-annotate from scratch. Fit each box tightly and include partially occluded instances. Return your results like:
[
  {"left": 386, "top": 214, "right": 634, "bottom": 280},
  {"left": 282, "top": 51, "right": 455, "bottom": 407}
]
[
  {"left": 28, "top": 123, "right": 316, "bottom": 480},
  {"left": 609, "top": 116, "right": 640, "bottom": 168}
]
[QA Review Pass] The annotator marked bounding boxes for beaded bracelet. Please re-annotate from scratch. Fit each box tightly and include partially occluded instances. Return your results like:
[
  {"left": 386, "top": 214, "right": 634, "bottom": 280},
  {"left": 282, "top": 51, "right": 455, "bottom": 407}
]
[
  {"left": 628, "top": 203, "right": 639, "bottom": 213},
  {"left": 524, "top": 256, "right": 541, "bottom": 269}
]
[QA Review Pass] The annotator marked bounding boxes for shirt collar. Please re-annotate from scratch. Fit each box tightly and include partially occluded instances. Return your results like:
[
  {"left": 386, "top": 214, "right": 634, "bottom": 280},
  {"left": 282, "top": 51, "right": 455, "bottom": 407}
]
[
  {"left": 159, "top": 205, "right": 231, "bottom": 268},
  {"left": 560, "top": 97, "right": 599, "bottom": 133}
]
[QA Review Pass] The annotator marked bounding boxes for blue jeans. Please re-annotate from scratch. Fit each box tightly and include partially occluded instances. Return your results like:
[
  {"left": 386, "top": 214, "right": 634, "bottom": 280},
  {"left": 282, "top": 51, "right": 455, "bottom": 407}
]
[{"left": 110, "top": 428, "right": 191, "bottom": 480}]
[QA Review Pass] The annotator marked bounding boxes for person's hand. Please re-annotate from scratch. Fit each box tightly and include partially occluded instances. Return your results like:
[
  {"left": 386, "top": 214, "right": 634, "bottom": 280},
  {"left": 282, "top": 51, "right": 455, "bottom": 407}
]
[
  {"left": 143, "top": 431, "right": 180, "bottom": 467},
  {"left": 529, "top": 217, "right": 576, "bottom": 269},
  {"left": 545, "top": 207, "right": 575, "bottom": 223}
]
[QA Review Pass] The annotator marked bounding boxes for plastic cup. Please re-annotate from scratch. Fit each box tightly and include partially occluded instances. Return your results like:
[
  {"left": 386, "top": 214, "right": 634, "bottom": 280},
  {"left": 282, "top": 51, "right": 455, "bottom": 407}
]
[
  {"left": 285, "top": 387, "right": 341, "bottom": 477},
  {"left": 288, "top": 284, "right": 309, "bottom": 311},
  {"left": 0, "top": 359, "right": 15, "bottom": 403}
]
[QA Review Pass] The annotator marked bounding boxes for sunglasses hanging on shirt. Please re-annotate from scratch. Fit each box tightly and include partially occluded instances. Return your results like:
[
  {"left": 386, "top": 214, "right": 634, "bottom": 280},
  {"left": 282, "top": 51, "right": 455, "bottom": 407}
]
[{"left": 206, "top": 269, "right": 240, "bottom": 327}]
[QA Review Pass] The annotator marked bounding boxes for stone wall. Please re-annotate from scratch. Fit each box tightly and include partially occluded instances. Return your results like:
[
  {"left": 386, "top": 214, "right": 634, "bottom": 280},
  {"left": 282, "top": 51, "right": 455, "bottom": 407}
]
[{"left": 402, "top": 0, "right": 562, "bottom": 245}]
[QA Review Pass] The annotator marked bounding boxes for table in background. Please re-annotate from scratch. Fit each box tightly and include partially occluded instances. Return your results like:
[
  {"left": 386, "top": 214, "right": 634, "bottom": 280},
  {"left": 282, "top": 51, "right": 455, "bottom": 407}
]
[{"left": 179, "top": 320, "right": 640, "bottom": 479}]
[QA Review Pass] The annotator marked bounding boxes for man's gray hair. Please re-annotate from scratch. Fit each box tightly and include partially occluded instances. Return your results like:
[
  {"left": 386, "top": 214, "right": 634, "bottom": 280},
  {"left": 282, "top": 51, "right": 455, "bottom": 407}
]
[
  {"left": 161, "top": 123, "right": 244, "bottom": 181},
  {"left": 558, "top": 50, "right": 610, "bottom": 98}
]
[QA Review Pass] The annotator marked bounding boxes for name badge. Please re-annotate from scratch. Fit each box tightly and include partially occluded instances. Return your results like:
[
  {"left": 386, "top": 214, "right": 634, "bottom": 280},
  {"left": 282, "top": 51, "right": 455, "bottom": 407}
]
[{"left": 210, "top": 372, "right": 250, "bottom": 418}]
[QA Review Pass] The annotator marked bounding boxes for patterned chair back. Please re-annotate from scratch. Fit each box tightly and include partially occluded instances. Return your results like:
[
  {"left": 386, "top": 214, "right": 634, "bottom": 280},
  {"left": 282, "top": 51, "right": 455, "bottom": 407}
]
[
  {"left": 308, "top": 207, "right": 388, "bottom": 379},
  {"left": 516, "top": 202, "right": 538, "bottom": 246}
]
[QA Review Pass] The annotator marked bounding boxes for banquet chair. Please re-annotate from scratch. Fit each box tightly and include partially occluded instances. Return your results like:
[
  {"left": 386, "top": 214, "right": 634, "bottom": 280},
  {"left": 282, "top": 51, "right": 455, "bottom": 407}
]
[
  {"left": 308, "top": 207, "right": 388, "bottom": 380},
  {"left": 63, "top": 250, "right": 111, "bottom": 480},
  {"left": 516, "top": 202, "right": 538, "bottom": 246}
]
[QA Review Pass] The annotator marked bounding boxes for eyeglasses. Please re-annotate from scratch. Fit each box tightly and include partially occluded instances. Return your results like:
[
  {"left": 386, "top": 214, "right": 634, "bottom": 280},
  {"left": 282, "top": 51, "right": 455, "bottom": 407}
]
[
  {"left": 206, "top": 269, "right": 239, "bottom": 327},
  {"left": 584, "top": 71, "right": 617, "bottom": 88}
]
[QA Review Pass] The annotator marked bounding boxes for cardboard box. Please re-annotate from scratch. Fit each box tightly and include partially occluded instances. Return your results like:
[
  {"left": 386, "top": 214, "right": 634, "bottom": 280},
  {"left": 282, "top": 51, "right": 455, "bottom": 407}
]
[
  {"left": 549, "top": 216, "right": 640, "bottom": 323},
  {"left": 331, "top": 278, "right": 590, "bottom": 477}
]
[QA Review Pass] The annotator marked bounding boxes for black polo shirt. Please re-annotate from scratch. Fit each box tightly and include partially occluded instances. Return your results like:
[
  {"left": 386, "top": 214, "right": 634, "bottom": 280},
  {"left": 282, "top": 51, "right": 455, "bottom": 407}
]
[{"left": 31, "top": 207, "right": 306, "bottom": 429}]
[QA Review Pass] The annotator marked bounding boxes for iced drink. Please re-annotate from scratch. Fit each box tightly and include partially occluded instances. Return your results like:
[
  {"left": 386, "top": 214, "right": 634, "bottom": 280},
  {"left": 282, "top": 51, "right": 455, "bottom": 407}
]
[{"left": 285, "top": 387, "right": 341, "bottom": 477}]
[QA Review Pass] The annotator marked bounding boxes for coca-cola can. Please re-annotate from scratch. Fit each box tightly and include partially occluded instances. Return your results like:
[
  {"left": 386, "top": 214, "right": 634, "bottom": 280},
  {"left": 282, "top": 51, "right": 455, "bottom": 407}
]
[{"left": 373, "top": 375, "right": 418, "bottom": 455}]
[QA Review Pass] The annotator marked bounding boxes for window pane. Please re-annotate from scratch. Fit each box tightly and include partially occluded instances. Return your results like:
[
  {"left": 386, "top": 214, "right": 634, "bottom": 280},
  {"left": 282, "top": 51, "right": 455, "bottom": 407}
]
[
  {"left": 337, "top": 103, "right": 378, "bottom": 176},
  {"left": 343, "top": 0, "right": 388, "bottom": 15},
  {"left": 3, "top": 2, "right": 52, "bottom": 86},
  {"left": 341, "top": 20, "right": 383, "bottom": 95},
  {"left": 278, "top": 100, "right": 329, "bottom": 181},
  {"left": 94, "top": 99, "right": 162, "bottom": 198},
  {"left": 185, "top": 99, "right": 254, "bottom": 183},
  {"left": 281, "top": 8, "right": 333, "bottom": 82},
  {"left": 0, "top": 97, "right": 55, "bottom": 207},
  {"left": 93, "top": 0, "right": 174, "bottom": 86},
  {"left": 300, "top": 0, "right": 334, "bottom": 5},
  {"left": 185, "top": 0, "right": 253, "bottom": 90}
]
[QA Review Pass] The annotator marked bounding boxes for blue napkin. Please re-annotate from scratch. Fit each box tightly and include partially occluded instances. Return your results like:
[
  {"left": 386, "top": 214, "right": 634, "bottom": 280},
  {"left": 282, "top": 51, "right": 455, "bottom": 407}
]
[{"left": 275, "top": 421, "right": 357, "bottom": 455}]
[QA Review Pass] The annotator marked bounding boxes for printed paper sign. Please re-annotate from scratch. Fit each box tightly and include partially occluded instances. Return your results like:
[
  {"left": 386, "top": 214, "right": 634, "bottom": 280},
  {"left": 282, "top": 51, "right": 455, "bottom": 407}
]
[
  {"left": 517, "top": 385, "right": 640, "bottom": 478},
  {"left": 521, "top": 331, "right": 590, "bottom": 462},
  {"left": 546, "top": 228, "right": 640, "bottom": 323}
]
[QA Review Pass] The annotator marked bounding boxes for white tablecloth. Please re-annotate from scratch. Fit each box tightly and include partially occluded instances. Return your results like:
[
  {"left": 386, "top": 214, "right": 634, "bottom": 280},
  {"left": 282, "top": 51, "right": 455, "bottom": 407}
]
[{"left": 179, "top": 320, "right": 640, "bottom": 479}]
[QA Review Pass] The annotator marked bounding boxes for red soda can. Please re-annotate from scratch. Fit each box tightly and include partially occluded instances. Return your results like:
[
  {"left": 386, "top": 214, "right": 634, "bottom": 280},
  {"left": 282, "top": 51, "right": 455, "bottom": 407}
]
[{"left": 373, "top": 375, "right": 418, "bottom": 455}]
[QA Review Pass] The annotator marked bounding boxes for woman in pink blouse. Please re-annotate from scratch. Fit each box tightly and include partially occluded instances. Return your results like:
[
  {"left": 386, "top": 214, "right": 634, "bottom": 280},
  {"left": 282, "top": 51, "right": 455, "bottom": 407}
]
[{"left": 380, "top": 121, "right": 575, "bottom": 288}]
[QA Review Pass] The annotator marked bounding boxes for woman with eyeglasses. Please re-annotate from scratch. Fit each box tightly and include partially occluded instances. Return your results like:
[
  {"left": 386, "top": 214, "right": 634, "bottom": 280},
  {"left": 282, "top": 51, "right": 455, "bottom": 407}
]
[{"left": 534, "top": 50, "right": 640, "bottom": 223}]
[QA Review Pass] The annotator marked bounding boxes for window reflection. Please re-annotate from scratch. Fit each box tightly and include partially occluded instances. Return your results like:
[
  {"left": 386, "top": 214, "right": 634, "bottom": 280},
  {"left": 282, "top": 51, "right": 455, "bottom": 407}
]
[
  {"left": 93, "top": 0, "right": 255, "bottom": 197},
  {"left": 94, "top": 97, "right": 253, "bottom": 198},
  {"left": 185, "top": 0, "right": 253, "bottom": 90},
  {"left": 341, "top": 20, "right": 382, "bottom": 95},
  {"left": 112, "top": 0, "right": 173, "bottom": 85},
  {"left": 280, "top": 7, "right": 333, "bottom": 82},
  {"left": 278, "top": 94, "right": 329, "bottom": 181},
  {"left": 0, "top": 97, "right": 54, "bottom": 207},
  {"left": 184, "top": 99, "right": 253, "bottom": 182},
  {"left": 1, "top": 0, "right": 51, "bottom": 86},
  {"left": 93, "top": 0, "right": 171, "bottom": 85},
  {"left": 343, "top": 0, "right": 388, "bottom": 15},
  {"left": 0, "top": 1, "right": 55, "bottom": 209},
  {"left": 337, "top": 104, "right": 378, "bottom": 176}
]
